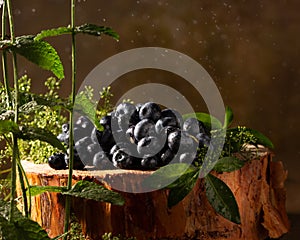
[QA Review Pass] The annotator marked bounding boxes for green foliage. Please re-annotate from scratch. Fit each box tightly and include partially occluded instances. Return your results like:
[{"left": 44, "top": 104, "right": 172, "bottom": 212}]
[
  {"left": 29, "top": 185, "right": 67, "bottom": 197},
  {"left": 35, "top": 24, "right": 119, "bottom": 41},
  {"left": 0, "top": 36, "right": 64, "bottom": 79},
  {"left": 223, "top": 106, "right": 233, "bottom": 129},
  {"left": 205, "top": 174, "right": 240, "bottom": 224},
  {"left": 148, "top": 107, "right": 274, "bottom": 224},
  {"left": 0, "top": 200, "right": 50, "bottom": 240},
  {"left": 67, "top": 214, "right": 85, "bottom": 240},
  {"left": 102, "top": 233, "right": 136, "bottom": 240},
  {"left": 183, "top": 112, "right": 223, "bottom": 130},
  {"left": 62, "top": 180, "right": 125, "bottom": 206},
  {"left": 16, "top": 76, "right": 67, "bottom": 163},
  {"left": 213, "top": 157, "right": 245, "bottom": 173}
]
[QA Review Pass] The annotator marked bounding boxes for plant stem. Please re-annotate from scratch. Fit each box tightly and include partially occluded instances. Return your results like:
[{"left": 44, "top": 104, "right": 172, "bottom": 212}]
[
  {"left": 6, "top": 0, "right": 19, "bottom": 222},
  {"left": 64, "top": 0, "right": 76, "bottom": 236},
  {"left": 1, "top": 0, "right": 12, "bottom": 108}
]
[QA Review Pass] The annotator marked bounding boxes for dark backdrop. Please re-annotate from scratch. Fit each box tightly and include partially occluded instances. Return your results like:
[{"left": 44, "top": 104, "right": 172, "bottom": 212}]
[{"left": 4, "top": 0, "right": 299, "bottom": 219}]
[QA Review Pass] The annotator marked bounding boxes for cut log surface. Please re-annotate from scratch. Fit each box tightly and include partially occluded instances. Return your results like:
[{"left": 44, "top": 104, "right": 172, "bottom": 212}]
[{"left": 19, "top": 150, "right": 290, "bottom": 240}]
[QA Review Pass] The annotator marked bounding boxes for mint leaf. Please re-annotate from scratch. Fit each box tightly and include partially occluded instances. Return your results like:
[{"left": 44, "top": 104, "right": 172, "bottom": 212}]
[
  {"left": 0, "top": 120, "right": 19, "bottom": 134},
  {"left": 29, "top": 185, "right": 67, "bottom": 197},
  {"left": 75, "top": 24, "right": 119, "bottom": 40},
  {"left": 17, "top": 126, "right": 66, "bottom": 152},
  {"left": 13, "top": 36, "right": 64, "bottom": 79},
  {"left": 74, "top": 92, "right": 103, "bottom": 131},
  {"left": 35, "top": 24, "right": 119, "bottom": 41},
  {"left": 167, "top": 172, "right": 198, "bottom": 208},
  {"left": 223, "top": 106, "right": 233, "bottom": 129},
  {"left": 142, "top": 163, "right": 192, "bottom": 189},
  {"left": 62, "top": 180, "right": 125, "bottom": 206},
  {"left": 34, "top": 27, "right": 71, "bottom": 41},
  {"left": 213, "top": 157, "right": 245, "bottom": 173},
  {"left": 183, "top": 112, "right": 222, "bottom": 130},
  {"left": 0, "top": 200, "right": 50, "bottom": 239},
  {"left": 205, "top": 173, "right": 240, "bottom": 224}
]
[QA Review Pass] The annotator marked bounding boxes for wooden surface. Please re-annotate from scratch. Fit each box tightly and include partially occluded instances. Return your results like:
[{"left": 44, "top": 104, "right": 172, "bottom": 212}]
[{"left": 19, "top": 151, "right": 290, "bottom": 239}]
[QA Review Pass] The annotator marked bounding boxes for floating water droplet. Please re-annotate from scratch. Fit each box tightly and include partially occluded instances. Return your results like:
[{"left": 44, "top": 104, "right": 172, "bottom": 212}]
[{"left": 14, "top": 9, "right": 21, "bottom": 15}]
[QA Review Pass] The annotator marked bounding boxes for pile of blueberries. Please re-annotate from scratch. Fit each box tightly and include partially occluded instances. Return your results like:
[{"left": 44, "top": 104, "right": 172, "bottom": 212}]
[{"left": 48, "top": 102, "right": 211, "bottom": 171}]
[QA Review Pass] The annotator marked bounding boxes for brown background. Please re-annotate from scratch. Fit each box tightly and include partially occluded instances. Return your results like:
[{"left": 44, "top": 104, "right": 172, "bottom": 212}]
[{"left": 2, "top": 0, "right": 300, "bottom": 237}]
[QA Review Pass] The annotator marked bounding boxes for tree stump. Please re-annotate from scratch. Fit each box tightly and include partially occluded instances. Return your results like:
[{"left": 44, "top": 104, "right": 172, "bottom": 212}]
[{"left": 18, "top": 150, "right": 290, "bottom": 240}]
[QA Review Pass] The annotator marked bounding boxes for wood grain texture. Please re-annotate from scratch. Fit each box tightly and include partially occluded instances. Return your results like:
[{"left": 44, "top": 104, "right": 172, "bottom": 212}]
[{"left": 17, "top": 152, "right": 289, "bottom": 239}]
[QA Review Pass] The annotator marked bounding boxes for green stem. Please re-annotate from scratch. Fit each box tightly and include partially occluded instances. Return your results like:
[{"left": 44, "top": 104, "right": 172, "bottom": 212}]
[
  {"left": 1, "top": 0, "right": 12, "bottom": 108},
  {"left": 6, "top": 0, "right": 19, "bottom": 222},
  {"left": 64, "top": 0, "right": 76, "bottom": 236}
]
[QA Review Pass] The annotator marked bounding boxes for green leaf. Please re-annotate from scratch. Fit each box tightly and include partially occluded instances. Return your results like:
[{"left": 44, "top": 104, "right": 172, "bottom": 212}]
[
  {"left": 0, "top": 200, "right": 50, "bottom": 239},
  {"left": 75, "top": 24, "right": 119, "bottom": 40},
  {"left": 183, "top": 112, "right": 222, "bottom": 130},
  {"left": 62, "top": 180, "right": 125, "bottom": 206},
  {"left": 34, "top": 27, "right": 71, "bottom": 41},
  {"left": 205, "top": 173, "right": 240, "bottom": 224},
  {"left": 74, "top": 92, "right": 103, "bottom": 131},
  {"left": 213, "top": 157, "right": 245, "bottom": 173},
  {"left": 142, "top": 163, "right": 193, "bottom": 189},
  {"left": 35, "top": 24, "right": 119, "bottom": 41},
  {"left": 223, "top": 106, "right": 233, "bottom": 129},
  {"left": 0, "top": 120, "right": 19, "bottom": 134},
  {"left": 13, "top": 36, "right": 64, "bottom": 79},
  {"left": 245, "top": 128, "right": 274, "bottom": 149},
  {"left": 29, "top": 185, "right": 67, "bottom": 197},
  {"left": 167, "top": 172, "right": 198, "bottom": 208},
  {"left": 17, "top": 126, "right": 66, "bottom": 152}
]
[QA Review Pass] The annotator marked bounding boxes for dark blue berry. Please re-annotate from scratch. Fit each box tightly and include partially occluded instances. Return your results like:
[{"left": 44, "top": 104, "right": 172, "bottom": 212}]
[
  {"left": 137, "top": 136, "right": 162, "bottom": 157},
  {"left": 167, "top": 130, "right": 181, "bottom": 153},
  {"left": 62, "top": 123, "right": 69, "bottom": 133},
  {"left": 48, "top": 153, "right": 67, "bottom": 170},
  {"left": 183, "top": 118, "right": 206, "bottom": 137},
  {"left": 93, "top": 151, "right": 111, "bottom": 169},
  {"left": 134, "top": 119, "right": 155, "bottom": 141},
  {"left": 139, "top": 102, "right": 161, "bottom": 122}
]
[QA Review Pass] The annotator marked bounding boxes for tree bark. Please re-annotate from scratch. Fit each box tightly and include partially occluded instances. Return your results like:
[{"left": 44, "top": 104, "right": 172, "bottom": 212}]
[{"left": 18, "top": 151, "right": 290, "bottom": 239}]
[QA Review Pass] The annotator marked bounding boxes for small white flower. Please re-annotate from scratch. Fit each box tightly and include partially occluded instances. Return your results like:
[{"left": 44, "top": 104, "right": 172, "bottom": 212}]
[{"left": 0, "top": 0, "right": 4, "bottom": 8}]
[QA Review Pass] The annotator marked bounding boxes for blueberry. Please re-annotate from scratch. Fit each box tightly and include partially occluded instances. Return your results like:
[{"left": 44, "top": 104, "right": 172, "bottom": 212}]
[
  {"left": 75, "top": 116, "right": 94, "bottom": 132},
  {"left": 137, "top": 136, "right": 162, "bottom": 157},
  {"left": 159, "top": 148, "right": 175, "bottom": 165},
  {"left": 183, "top": 118, "right": 206, "bottom": 137},
  {"left": 91, "top": 128, "right": 102, "bottom": 144},
  {"left": 57, "top": 133, "right": 68, "bottom": 143},
  {"left": 134, "top": 119, "right": 155, "bottom": 141},
  {"left": 93, "top": 151, "right": 111, "bottom": 169},
  {"left": 179, "top": 132, "right": 198, "bottom": 153},
  {"left": 62, "top": 123, "right": 69, "bottom": 133},
  {"left": 179, "top": 152, "right": 196, "bottom": 164},
  {"left": 114, "top": 103, "right": 137, "bottom": 129},
  {"left": 141, "top": 156, "right": 159, "bottom": 170},
  {"left": 155, "top": 117, "right": 179, "bottom": 134},
  {"left": 64, "top": 152, "right": 85, "bottom": 170},
  {"left": 112, "top": 149, "right": 138, "bottom": 169},
  {"left": 139, "top": 102, "right": 161, "bottom": 122},
  {"left": 161, "top": 109, "right": 183, "bottom": 127},
  {"left": 167, "top": 130, "right": 181, "bottom": 153},
  {"left": 75, "top": 136, "right": 93, "bottom": 149},
  {"left": 196, "top": 133, "right": 211, "bottom": 147},
  {"left": 87, "top": 143, "right": 101, "bottom": 155},
  {"left": 125, "top": 126, "right": 136, "bottom": 144},
  {"left": 48, "top": 153, "right": 67, "bottom": 170},
  {"left": 99, "top": 128, "right": 116, "bottom": 152},
  {"left": 100, "top": 115, "right": 111, "bottom": 129},
  {"left": 110, "top": 144, "right": 120, "bottom": 156}
]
